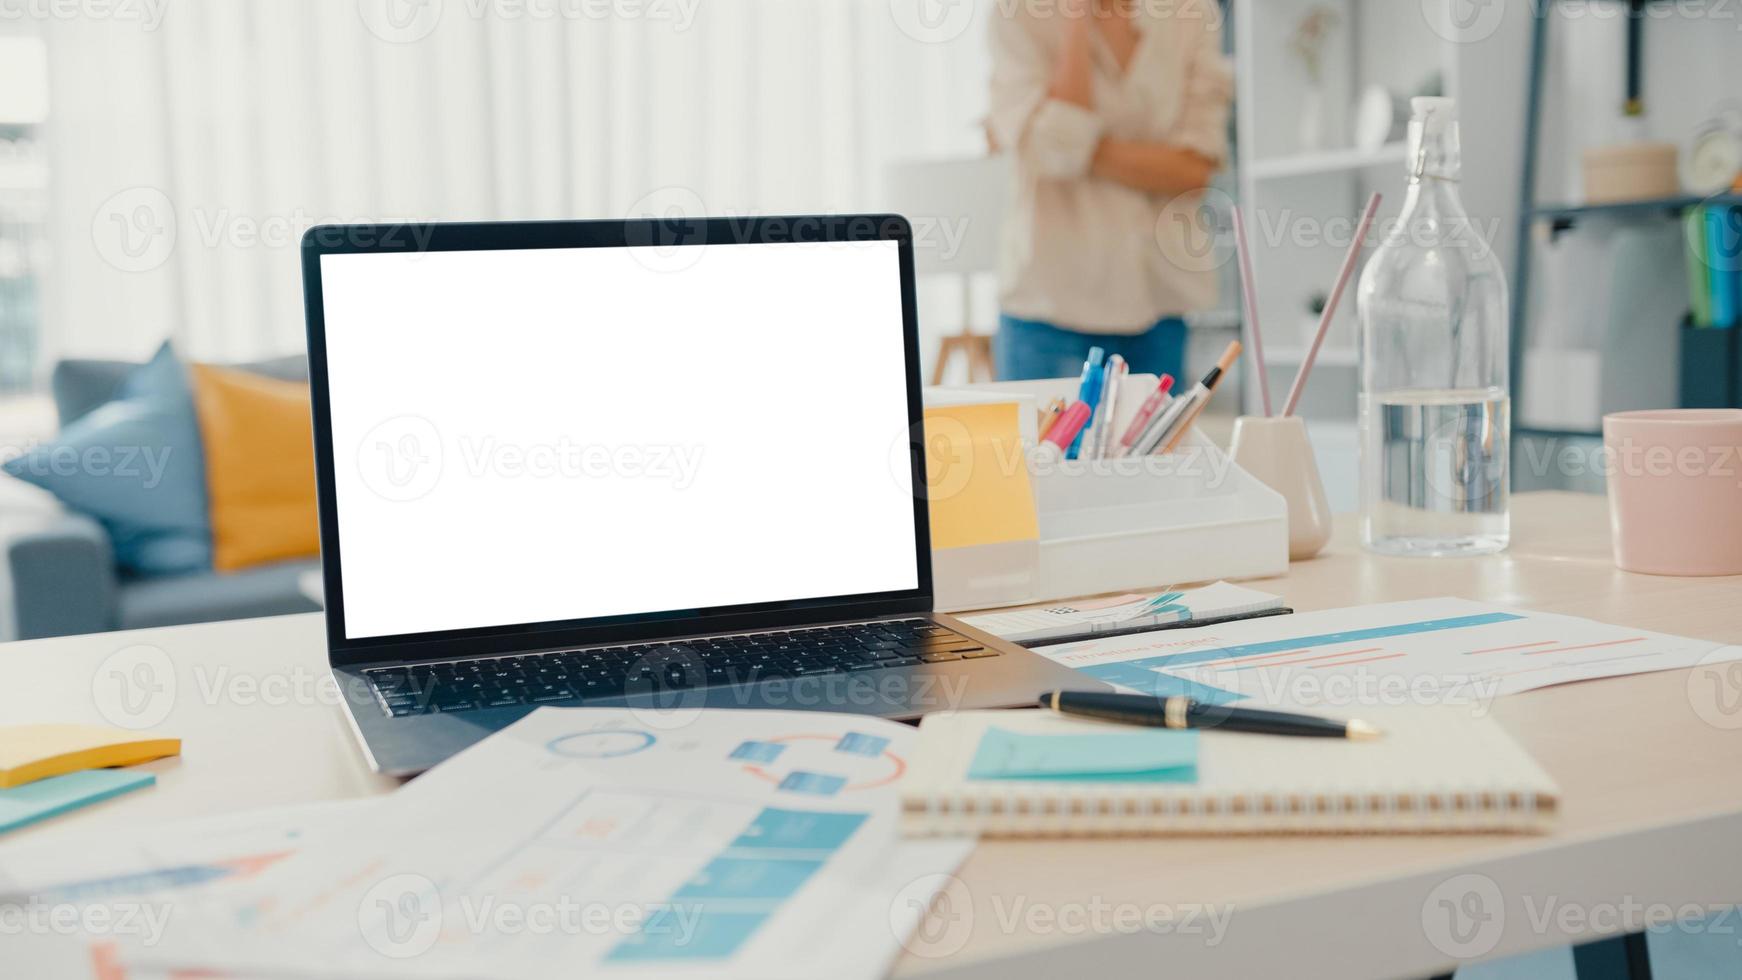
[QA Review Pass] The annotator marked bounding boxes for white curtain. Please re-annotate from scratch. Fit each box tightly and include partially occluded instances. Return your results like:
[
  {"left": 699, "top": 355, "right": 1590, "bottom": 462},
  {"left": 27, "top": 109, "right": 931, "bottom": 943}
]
[{"left": 38, "top": 0, "right": 993, "bottom": 364}]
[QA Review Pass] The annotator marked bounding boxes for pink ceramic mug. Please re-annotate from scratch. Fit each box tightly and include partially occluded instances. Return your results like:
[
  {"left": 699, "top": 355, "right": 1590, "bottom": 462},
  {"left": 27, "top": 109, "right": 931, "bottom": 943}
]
[{"left": 1603, "top": 409, "right": 1742, "bottom": 576}]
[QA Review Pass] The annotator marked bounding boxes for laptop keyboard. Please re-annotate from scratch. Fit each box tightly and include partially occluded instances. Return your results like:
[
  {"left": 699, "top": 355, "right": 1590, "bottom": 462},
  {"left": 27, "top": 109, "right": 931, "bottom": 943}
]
[{"left": 362, "top": 619, "right": 999, "bottom": 717}]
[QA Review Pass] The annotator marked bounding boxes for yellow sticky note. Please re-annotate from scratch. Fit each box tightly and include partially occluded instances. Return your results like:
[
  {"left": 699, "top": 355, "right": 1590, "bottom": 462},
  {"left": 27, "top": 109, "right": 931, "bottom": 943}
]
[
  {"left": 0, "top": 724, "right": 181, "bottom": 788},
  {"left": 922, "top": 402, "right": 1039, "bottom": 550}
]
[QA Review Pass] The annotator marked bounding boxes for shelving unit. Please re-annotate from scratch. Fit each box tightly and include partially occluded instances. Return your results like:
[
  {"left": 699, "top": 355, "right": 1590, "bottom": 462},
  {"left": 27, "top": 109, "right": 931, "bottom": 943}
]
[
  {"left": 1531, "top": 193, "right": 1742, "bottom": 224},
  {"left": 1226, "top": 1, "right": 1456, "bottom": 512},
  {"left": 1509, "top": 3, "right": 1741, "bottom": 446},
  {"left": 1226, "top": 0, "right": 1531, "bottom": 512},
  {"left": 1245, "top": 141, "right": 1408, "bottom": 181},
  {"left": 1229, "top": 0, "right": 1477, "bottom": 442}
]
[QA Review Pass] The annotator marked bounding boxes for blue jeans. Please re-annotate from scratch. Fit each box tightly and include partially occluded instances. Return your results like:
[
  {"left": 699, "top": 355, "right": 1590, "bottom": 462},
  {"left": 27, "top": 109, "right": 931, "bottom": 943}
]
[{"left": 995, "top": 313, "right": 1188, "bottom": 382}]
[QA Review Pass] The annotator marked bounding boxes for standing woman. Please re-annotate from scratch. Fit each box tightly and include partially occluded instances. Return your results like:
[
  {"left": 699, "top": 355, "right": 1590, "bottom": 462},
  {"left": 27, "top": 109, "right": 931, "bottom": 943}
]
[{"left": 988, "top": 0, "right": 1233, "bottom": 381}]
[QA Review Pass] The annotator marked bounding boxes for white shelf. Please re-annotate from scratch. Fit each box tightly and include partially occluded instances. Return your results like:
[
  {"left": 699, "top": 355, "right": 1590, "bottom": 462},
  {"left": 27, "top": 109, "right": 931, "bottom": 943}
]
[
  {"left": 1263, "top": 346, "right": 1359, "bottom": 367},
  {"left": 1246, "top": 142, "right": 1408, "bottom": 181}
]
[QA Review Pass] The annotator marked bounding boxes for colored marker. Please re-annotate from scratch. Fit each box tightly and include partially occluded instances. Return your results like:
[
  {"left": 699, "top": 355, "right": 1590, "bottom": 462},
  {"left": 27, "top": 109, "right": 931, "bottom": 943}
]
[
  {"left": 1067, "top": 347, "right": 1105, "bottom": 460},
  {"left": 1038, "top": 400, "right": 1092, "bottom": 460},
  {"left": 1115, "top": 374, "right": 1175, "bottom": 457}
]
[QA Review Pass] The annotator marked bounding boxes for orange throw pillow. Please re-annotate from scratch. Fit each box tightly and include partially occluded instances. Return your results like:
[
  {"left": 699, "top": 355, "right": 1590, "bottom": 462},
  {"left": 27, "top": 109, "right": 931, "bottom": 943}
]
[{"left": 189, "top": 363, "right": 320, "bottom": 572}]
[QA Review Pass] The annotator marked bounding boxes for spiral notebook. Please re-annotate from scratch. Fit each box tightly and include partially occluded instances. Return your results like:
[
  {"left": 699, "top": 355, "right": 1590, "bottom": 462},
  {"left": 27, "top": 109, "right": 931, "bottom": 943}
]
[{"left": 901, "top": 708, "right": 1559, "bottom": 837}]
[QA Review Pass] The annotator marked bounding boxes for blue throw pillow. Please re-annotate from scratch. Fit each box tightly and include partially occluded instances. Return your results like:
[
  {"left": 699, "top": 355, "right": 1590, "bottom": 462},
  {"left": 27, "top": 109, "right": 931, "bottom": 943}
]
[{"left": 4, "top": 342, "right": 212, "bottom": 576}]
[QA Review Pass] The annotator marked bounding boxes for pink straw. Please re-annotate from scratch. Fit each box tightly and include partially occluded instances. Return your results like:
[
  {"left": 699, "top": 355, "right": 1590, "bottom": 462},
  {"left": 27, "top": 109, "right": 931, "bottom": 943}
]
[
  {"left": 1230, "top": 206, "right": 1271, "bottom": 417},
  {"left": 1282, "top": 191, "right": 1382, "bottom": 418}
]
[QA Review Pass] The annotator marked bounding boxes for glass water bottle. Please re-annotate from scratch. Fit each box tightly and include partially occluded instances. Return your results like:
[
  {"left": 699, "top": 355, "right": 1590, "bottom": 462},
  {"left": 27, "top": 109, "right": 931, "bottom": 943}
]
[{"left": 1356, "top": 97, "right": 1510, "bottom": 556}]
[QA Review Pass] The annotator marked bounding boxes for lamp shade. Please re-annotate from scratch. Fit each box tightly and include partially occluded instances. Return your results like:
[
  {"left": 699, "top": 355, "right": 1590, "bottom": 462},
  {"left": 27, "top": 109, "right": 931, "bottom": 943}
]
[{"left": 880, "top": 156, "right": 1010, "bottom": 277}]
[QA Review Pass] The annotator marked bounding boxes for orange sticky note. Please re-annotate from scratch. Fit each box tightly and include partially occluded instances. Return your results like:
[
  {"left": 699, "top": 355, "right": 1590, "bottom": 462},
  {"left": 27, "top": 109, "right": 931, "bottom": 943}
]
[
  {"left": 0, "top": 724, "right": 181, "bottom": 788},
  {"left": 922, "top": 402, "right": 1039, "bottom": 550}
]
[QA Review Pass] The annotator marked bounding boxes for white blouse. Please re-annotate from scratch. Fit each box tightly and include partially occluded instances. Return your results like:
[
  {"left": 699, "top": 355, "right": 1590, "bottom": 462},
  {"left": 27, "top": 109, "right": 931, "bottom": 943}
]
[{"left": 989, "top": 1, "right": 1234, "bottom": 334}]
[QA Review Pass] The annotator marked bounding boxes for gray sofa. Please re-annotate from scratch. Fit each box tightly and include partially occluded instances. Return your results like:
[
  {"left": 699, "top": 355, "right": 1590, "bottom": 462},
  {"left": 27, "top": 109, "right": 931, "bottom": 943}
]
[{"left": 3, "top": 355, "right": 321, "bottom": 640}]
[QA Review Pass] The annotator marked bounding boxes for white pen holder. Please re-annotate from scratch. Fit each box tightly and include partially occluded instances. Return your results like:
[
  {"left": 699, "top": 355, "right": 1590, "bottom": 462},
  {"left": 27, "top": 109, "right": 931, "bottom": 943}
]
[
  {"left": 927, "top": 376, "right": 1288, "bottom": 610},
  {"left": 1227, "top": 415, "right": 1333, "bottom": 561}
]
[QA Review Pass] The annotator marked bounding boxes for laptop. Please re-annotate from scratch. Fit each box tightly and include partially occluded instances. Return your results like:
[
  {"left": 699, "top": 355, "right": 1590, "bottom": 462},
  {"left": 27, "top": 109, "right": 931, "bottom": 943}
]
[{"left": 301, "top": 215, "right": 1102, "bottom": 776}]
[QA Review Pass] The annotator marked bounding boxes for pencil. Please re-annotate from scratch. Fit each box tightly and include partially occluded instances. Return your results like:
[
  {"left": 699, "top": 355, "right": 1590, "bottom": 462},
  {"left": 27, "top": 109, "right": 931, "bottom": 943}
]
[
  {"left": 1037, "top": 398, "right": 1065, "bottom": 440},
  {"left": 1231, "top": 206, "right": 1272, "bottom": 417},
  {"left": 1282, "top": 192, "right": 1381, "bottom": 418},
  {"left": 1158, "top": 340, "right": 1241, "bottom": 455}
]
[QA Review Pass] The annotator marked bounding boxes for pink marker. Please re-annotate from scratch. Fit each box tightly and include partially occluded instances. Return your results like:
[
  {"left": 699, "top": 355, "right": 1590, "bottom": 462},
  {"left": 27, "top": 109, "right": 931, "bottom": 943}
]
[
  {"left": 1115, "top": 375, "right": 1175, "bottom": 457},
  {"left": 1038, "top": 401, "right": 1092, "bottom": 459}
]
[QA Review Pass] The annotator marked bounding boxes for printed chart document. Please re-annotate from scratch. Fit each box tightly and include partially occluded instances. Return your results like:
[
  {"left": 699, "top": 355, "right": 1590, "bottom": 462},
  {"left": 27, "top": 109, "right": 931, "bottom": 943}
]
[
  {"left": 1032, "top": 597, "right": 1742, "bottom": 710},
  {"left": 960, "top": 581, "right": 1284, "bottom": 645},
  {"left": 0, "top": 799, "right": 373, "bottom": 979},
  {"left": 129, "top": 707, "right": 972, "bottom": 980}
]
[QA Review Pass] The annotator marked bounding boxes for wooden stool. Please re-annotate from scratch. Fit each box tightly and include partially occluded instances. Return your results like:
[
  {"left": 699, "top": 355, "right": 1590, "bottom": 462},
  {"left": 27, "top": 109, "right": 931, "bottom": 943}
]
[{"left": 931, "top": 331, "right": 996, "bottom": 385}]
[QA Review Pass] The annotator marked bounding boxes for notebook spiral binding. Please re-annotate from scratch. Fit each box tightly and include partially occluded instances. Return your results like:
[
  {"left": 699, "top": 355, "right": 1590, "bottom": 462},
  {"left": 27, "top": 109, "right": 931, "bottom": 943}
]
[{"left": 908, "top": 783, "right": 1552, "bottom": 837}]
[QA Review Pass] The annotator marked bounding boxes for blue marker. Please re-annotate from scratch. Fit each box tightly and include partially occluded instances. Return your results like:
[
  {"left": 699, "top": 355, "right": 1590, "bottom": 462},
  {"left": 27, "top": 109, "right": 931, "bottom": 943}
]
[{"left": 1067, "top": 347, "right": 1106, "bottom": 460}]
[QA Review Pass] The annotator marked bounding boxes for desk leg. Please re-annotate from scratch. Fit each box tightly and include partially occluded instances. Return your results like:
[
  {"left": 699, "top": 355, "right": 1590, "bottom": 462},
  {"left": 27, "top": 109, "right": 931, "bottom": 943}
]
[{"left": 1571, "top": 933, "right": 1652, "bottom": 980}]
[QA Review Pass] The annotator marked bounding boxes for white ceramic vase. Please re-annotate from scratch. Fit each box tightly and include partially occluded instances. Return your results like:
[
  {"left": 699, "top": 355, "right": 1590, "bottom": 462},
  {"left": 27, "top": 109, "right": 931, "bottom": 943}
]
[{"left": 1228, "top": 415, "right": 1332, "bottom": 561}]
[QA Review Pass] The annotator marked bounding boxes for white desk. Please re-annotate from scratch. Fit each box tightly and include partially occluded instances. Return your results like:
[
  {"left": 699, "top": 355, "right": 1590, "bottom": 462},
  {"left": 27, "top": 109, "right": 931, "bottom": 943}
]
[{"left": 3, "top": 492, "right": 1739, "bottom": 979}]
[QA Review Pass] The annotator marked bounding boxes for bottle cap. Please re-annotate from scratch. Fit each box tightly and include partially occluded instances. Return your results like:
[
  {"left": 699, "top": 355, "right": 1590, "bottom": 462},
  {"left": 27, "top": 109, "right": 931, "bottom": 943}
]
[
  {"left": 1408, "top": 97, "right": 1461, "bottom": 182},
  {"left": 1410, "top": 96, "right": 1457, "bottom": 124}
]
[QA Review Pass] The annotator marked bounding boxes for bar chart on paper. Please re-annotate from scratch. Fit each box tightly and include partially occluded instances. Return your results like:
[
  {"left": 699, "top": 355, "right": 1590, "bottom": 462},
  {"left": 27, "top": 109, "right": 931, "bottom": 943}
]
[
  {"left": 1040, "top": 598, "right": 1742, "bottom": 710},
  {"left": 0, "top": 800, "right": 374, "bottom": 979},
  {"left": 124, "top": 709, "right": 970, "bottom": 980}
]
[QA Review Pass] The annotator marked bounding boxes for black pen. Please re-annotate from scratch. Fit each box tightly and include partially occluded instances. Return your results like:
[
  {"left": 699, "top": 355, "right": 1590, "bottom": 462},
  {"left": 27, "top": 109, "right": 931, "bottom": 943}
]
[{"left": 1041, "top": 690, "right": 1382, "bottom": 740}]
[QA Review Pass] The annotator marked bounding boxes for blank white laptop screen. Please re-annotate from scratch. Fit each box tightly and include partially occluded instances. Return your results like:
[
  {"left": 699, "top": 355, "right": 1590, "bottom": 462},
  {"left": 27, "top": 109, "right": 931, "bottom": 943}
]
[{"left": 319, "top": 240, "right": 919, "bottom": 640}]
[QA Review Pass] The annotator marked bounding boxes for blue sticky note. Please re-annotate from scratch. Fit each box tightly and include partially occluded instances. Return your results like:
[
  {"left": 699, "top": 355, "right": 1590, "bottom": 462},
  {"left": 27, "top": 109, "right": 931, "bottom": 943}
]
[
  {"left": 729, "top": 808, "right": 866, "bottom": 851},
  {"left": 0, "top": 768, "right": 156, "bottom": 834},
  {"left": 834, "top": 732, "right": 889, "bottom": 757},
  {"left": 729, "top": 740, "right": 785, "bottom": 764},
  {"left": 967, "top": 727, "right": 1198, "bottom": 783},
  {"left": 674, "top": 856, "right": 824, "bottom": 900},
  {"left": 776, "top": 771, "right": 847, "bottom": 796}
]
